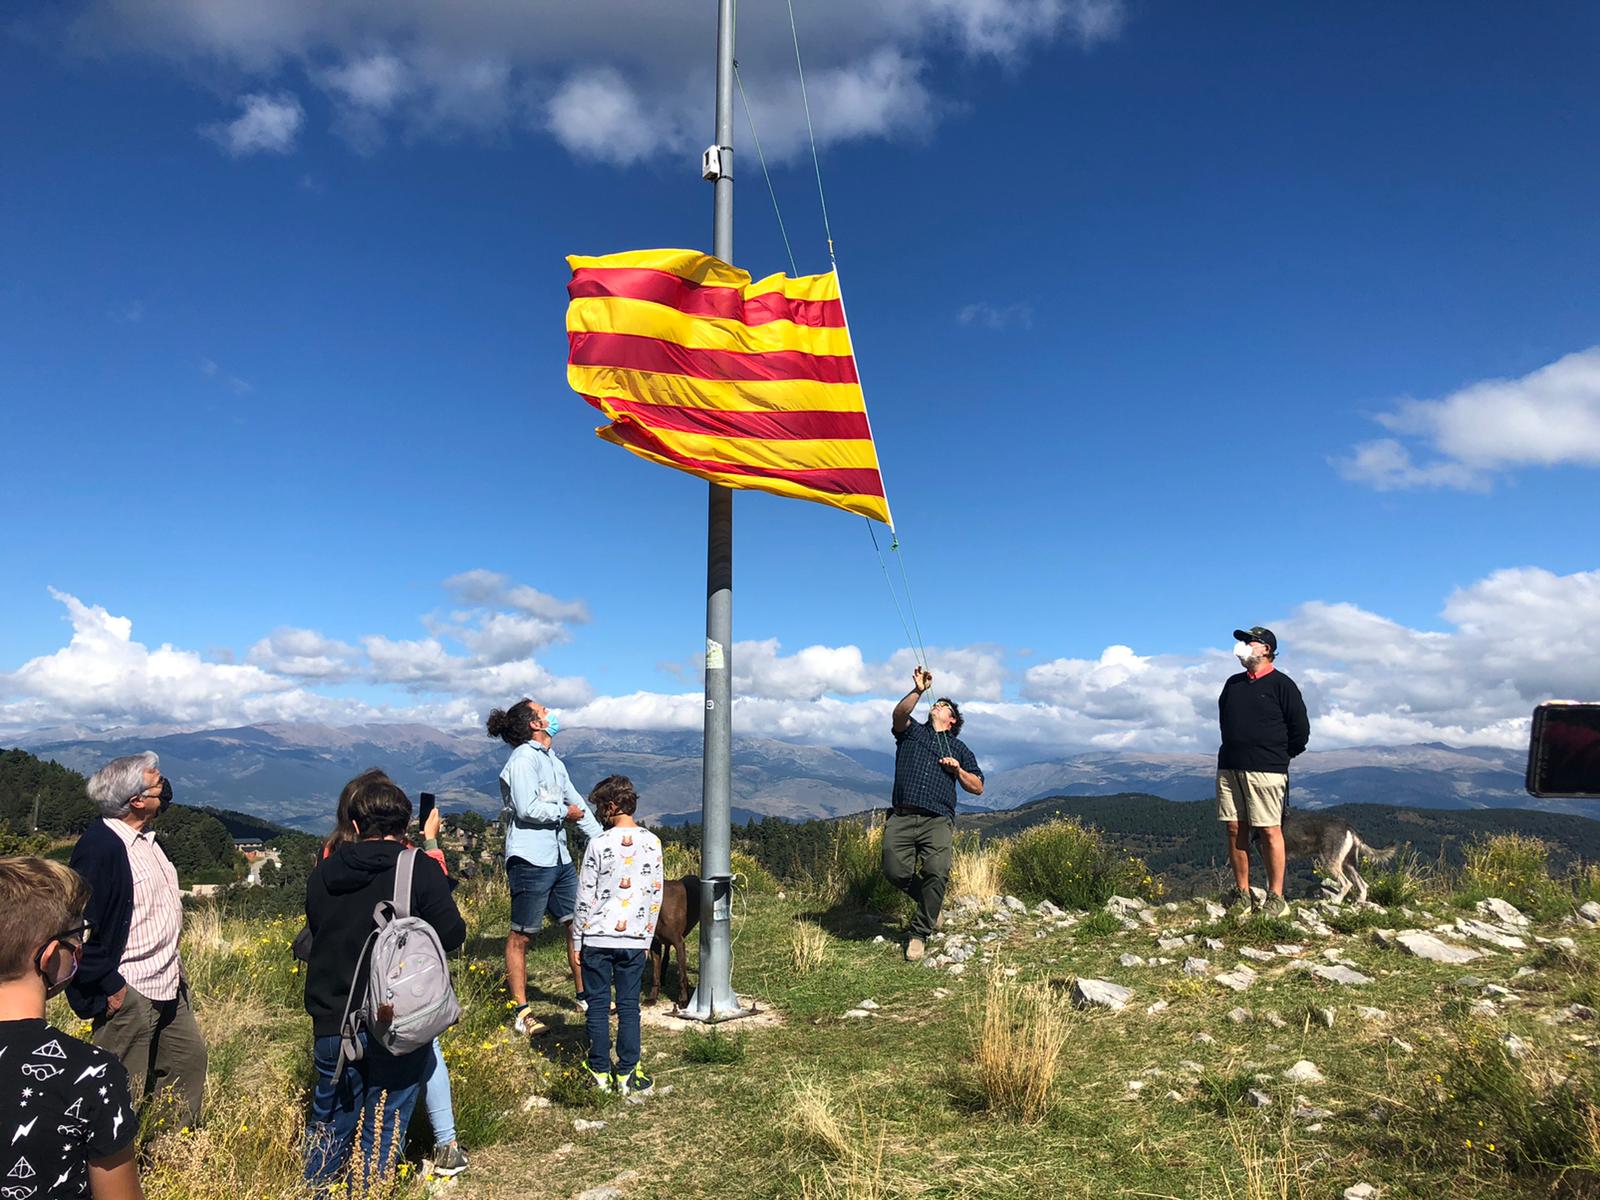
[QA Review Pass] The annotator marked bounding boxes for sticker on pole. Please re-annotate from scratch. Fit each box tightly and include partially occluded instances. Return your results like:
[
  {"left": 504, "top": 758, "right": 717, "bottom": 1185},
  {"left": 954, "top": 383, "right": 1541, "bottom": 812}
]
[{"left": 705, "top": 638, "right": 725, "bottom": 671}]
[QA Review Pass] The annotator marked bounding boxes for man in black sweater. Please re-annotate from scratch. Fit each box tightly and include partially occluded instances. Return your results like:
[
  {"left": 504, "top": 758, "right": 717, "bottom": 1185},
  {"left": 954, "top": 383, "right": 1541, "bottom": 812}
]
[
  {"left": 303, "top": 774, "right": 465, "bottom": 1187},
  {"left": 1216, "top": 626, "right": 1310, "bottom": 918}
]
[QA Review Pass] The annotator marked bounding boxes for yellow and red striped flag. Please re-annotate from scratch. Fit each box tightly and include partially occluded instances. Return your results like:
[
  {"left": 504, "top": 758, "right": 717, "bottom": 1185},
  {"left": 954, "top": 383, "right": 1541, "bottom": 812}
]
[{"left": 565, "top": 248, "right": 892, "bottom": 526}]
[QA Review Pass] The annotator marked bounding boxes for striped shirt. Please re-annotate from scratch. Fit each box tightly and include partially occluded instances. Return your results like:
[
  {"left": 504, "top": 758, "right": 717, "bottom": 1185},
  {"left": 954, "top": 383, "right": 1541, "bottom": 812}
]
[{"left": 103, "top": 818, "right": 184, "bottom": 1002}]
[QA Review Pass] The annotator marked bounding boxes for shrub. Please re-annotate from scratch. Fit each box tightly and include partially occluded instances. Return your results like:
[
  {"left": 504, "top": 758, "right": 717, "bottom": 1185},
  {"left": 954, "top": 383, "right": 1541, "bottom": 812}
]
[
  {"left": 821, "top": 818, "right": 911, "bottom": 918},
  {"left": 970, "top": 962, "right": 1069, "bottom": 1123},
  {"left": 997, "top": 818, "right": 1156, "bottom": 910},
  {"left": 1364, "top": 846, "right": 1429, "bottom": 907},
  {"left": 1459, "top": 833, "right": 1567, "bottom": 920},
  {"left": 1401, "top": 1025, "right": 1600, "bottom": 1189},
  {"left": 1570, "top": 862, "right": 1600, "bottom": 907}
]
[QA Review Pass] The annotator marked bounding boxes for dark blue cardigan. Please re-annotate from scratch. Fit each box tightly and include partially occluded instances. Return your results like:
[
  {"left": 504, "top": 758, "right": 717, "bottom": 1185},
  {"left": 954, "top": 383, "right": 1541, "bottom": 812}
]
[{"left": 66, "top": 818, "right": 134, "bottom": 1020}]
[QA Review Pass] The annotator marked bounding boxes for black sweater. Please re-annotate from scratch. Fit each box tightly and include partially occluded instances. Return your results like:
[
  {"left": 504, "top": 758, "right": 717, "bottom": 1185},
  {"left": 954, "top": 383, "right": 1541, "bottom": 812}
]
[
  {"left": 303, "top": 840, "right": 466, "bottom": 1037},
  {"left": 1217, "top": 668, "right": 1310, "bottom": 772},
  {"left": 66, "top": 819, "right": 134, "bottom": 1020}
]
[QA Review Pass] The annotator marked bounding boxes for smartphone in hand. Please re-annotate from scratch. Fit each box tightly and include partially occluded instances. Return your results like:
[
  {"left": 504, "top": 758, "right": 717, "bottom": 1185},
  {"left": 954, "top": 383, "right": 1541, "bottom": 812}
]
[{"left": 418, "top": 791, "right": 437, "bottom": 827}]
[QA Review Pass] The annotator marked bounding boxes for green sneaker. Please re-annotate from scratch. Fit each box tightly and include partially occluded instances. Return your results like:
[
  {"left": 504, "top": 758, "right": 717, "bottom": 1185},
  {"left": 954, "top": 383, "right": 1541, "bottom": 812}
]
[
  {"left": 1223, "top": 887, "right": 1254, "bottom": 918},
  {"left": 1261, "top": 893, "right": 1291, "bottom": 919},
  {"left": 621, "top": 1064, "right": 654, "bottom": 1095},
  {"left": 584, "top": 1065, "right": 619, "bottom": 1094}
]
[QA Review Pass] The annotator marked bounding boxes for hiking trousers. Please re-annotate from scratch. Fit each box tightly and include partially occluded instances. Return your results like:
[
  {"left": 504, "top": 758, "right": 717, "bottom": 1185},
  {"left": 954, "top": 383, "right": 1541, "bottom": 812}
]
[
  {"left": 881, "top": 809, "right": 954, "bottom": 940},
  {"left": 92, "top": 983, "right": 207, "bottom": 1128}
]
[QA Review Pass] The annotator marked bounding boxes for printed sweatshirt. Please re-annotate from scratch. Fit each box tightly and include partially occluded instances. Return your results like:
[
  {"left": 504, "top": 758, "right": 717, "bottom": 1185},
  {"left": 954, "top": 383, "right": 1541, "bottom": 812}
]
[{"left": 572, "top": 825, "right": 663, "bottom": 952}]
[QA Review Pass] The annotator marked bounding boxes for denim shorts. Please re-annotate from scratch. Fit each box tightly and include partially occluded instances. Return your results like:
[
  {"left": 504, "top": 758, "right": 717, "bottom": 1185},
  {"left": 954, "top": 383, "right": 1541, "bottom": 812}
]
[{"left": 507, "top": 857, "right": 578, "bottom": 934}]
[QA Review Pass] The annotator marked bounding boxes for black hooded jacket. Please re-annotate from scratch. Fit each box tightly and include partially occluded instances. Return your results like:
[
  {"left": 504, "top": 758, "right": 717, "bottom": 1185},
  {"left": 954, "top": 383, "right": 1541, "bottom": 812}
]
[{"left": 303, "top": 839, "right": 466, "bottom": 1037}]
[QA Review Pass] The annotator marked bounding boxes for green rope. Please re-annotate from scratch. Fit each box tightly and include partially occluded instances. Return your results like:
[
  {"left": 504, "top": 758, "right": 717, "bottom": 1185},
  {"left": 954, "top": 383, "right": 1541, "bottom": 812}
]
[
  {"left": 786, "top": 0, "right": 835, "bottom": 260},
  {"left": 733, "top": 61, "right": 799, "bottom": 279}
]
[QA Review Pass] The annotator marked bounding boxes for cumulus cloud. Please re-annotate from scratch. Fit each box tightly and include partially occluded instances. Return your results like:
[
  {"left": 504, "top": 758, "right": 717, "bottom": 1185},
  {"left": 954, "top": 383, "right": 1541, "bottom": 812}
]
[
  {"left": 1338, "top": 347, "right": 1600, "bottom": 490},
  {"left": 6, "top": 566, "right": 1595, "bottom": 760},
  {"left": 72, "top": 0, "right": 1130, "bottom": 163},
  {"left": 200, "top": 91, "right": 304, "bottom": 156}
]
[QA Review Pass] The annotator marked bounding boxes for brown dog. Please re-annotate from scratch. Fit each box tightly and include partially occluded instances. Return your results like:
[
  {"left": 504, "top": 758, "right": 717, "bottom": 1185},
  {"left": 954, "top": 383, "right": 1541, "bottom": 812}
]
[{"left": 647, "top": 874, "right": 702, "bottom": 1008}]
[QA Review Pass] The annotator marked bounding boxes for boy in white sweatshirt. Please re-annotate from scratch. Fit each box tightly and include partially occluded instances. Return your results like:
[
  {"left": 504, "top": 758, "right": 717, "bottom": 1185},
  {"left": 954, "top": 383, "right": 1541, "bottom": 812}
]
[{"left": 572, "top": 775, "right": 663, "bottom": 1094}]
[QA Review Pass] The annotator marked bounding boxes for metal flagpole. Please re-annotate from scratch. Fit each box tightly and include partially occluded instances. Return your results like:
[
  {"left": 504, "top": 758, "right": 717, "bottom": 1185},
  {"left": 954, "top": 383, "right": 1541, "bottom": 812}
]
[{"left": 685, "top": 0, "right": 751, "bottom": 1022}]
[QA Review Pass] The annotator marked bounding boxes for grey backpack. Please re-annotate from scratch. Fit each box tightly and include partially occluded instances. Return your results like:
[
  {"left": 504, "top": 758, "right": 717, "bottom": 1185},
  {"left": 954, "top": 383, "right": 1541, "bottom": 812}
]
[{"left": 335, "top": 848, "right": 461, "bottom": 1074}]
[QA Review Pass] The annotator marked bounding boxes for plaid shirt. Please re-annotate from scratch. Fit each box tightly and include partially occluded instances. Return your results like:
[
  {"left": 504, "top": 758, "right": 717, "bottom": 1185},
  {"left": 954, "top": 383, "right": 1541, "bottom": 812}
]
[{"left": 891, "top": 718, "right": 982, "bottom": 820}]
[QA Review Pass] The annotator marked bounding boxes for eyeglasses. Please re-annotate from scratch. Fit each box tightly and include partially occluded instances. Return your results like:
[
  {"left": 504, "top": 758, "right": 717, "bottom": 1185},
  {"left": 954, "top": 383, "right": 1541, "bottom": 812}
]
[{"left": 34, "top": 921, "right": 91, "bottom": 972}]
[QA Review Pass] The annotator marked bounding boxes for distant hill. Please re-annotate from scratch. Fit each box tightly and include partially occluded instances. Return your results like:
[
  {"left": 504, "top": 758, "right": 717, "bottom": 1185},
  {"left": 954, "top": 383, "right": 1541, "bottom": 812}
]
[
  {"left": 10, "top": 721, "right": 1574, "bottom": 832},
  {"left": 964, "top": 792, "right": 1600, "bottom": 897}
]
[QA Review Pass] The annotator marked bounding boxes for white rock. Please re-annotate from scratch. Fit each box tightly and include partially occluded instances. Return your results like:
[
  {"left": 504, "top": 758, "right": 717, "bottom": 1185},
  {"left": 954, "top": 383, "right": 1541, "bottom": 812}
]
[
  {"left": 1035, "top": 900, "right": 1066, "bottom": 918},
  {"left": 1178, "top": 1059, "right": 1205, "bottom": 1074},
  {"left": 947, "top": 963, "right": 966, "bottom": 976},
  {"left": 1503, "top": 1033, "right": 1528, "bottom": 1059},
  {"left": 842, "top": 1009, "right": 873, "bottom": 1019},
  {"left": 577, "top": 1173, "right": 641, "bottom": 1200},
  {"left": 1227, "top": 1007, "right": 1253, "bottom": 1024},
  {"left": 1263, "top": 1010, "right": 1288, "bottom": 1029},
  {"left": 1184, "top": 957, "right": 1210, "bottom": 976},
  {"left": 1394, "top": 931, "right": 1483, "bottom": 964},
  {"left": 1299, "top": 962, "right": 1372, "bottom": 986},
  {"left": 1215, "top": 967, "right": 1258, "bottom": 993},
  {"left": 1389, "top": 1037, "right": 1414, "bottom": 1055},
  {"left": 1247, "top": 1089, "right": 1272, "bottom": 1107},
  {"left": 1355, "top": 1006, "right": 1389, "bottom": 1022},
  {"left": 1072, "top": 978, "right": 1132, "bottom": 1010},
  {"left": 1469, "top": 999, "right": 1498, "bottom": 1017},
  {"left": 1120, "top": 953, "right": 1146, "bottom": 968},
  {"left": 1315, "top": 1007, "right": 1336, "bottom": 1029},
  {"left": 522, "top": 1094, "right": 552, "bottom": 1111},
  {"left": 1106, "top": 895, "right": 1144, "bottom": 917},
  {"left": 1482, "top": 984, "right": 1515, "bottom": 999},
  {"left": 1454, "top": 918, "right": 1527, "bottom": 951},
  {"left": 1514, "top": 966, "right": 1536, "bottom": 979},
  {"left": 1476, "top": 898, "right": 1530, "bottom": 928},
  {"left": 1203, "top": 937, "right": 1225, "bottom": 951},
  {"left": 1165, "top": 1089, "right": 1185, "bottom": 1101},
  {"left": 1202, "top": 900, "right": 1226, "bottom": 920},
  {"left": 573, "top": 1119, "right": 607, "bottom": 1132},
  {"left": 858, "top": 998, "right": 880, "bottom": 1010},
  {"left": 1239, "top": 946, "right": 1276, "bottom": 962},
  {"left": 1563, "top": 1004, "right": 1598, "bottom": 1022},
  {"left": 1343, "top": 1185, "right": 1377, "bottom": 1200},
  {"left": 1273, "top": 944, "right": 1305, "bottom": 956},
  {"left": 1145, "top": 999, "right": 1170, "bottom": 1015},
  {"left": 1283, "top": 1060, "right": 1325, "bottom": 1084},
  {"left": 1125, "top": 1079, "right": 1145, "bottom": 1093},
  {"left": 1194, "top": 1031, "right": 1216, "bottom": 1045},
  {"left": 932, "top": 988, "right": 950, "bottom": 999},
  {"left": 1157, "top": 937, "right": 1188, "bottom": 952},
  {"left": 872, "top": 935, "right": 887, "bottom": 944},
  {"left": 1003, "top": 895, "right": 1028, "bottom": 913},
  {"left": 1294, "top": 1103, "right": 1333, "bottom": 1121},
  {"left": 1579, "top": 901, "right": 1600, "bottom": 924}
]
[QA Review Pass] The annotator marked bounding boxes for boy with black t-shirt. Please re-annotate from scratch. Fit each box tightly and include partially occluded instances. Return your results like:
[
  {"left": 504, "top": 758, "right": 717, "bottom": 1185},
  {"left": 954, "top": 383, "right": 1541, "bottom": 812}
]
[{"left": 0, "top": 855, "right": 142, "bottom": 1200}]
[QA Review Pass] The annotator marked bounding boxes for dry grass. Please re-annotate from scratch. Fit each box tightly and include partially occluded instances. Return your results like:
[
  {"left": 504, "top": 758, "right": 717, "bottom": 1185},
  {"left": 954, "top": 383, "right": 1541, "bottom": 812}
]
[
  {"left": 784, "top": 1075, "right": 903, "bottom": 1200},
  {"left": 790, "top": 920, "right": 831, "bottom": 974},
  {"left": 969, "top": 962, "right": 1070, "bottom": 1123},
  {"left": 948, "top": 836, "right": 1001, "bottom": 904},
  {"left": 1219, "top": 1115, "right": 1308, "bottom": 1200}
]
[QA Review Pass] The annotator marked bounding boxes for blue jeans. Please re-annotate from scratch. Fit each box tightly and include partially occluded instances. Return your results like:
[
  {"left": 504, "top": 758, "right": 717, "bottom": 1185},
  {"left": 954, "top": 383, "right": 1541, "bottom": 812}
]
[
  {"left": 422, "top": 1038, "right": 455, "bottom": 1147},
  {"left": 581, "top": 947, "right": 646, "bottom": 1077},
  {"left": 305, "top": 1032, "right": 428, "bottom": 1188},
  {"left": 508, "top": 858, "right": 578, "bottom": 934}
]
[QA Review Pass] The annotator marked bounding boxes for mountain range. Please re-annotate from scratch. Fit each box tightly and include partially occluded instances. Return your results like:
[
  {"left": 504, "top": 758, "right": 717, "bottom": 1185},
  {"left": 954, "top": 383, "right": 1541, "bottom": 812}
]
[{"left": 9, "top": 722, "right": 1558, "bottom": 833}]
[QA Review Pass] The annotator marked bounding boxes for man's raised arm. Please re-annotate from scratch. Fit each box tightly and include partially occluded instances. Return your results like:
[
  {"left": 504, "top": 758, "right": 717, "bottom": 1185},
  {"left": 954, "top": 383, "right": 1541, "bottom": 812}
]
[{"left": 892, "top": 666, "right": 932, "bottom": 734}]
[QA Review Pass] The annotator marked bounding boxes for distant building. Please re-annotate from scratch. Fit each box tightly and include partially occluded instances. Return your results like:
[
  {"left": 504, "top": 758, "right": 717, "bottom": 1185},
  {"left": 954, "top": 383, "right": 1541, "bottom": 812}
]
[{"left": 234, "top": 837, "right": 266, "bottom": 854}]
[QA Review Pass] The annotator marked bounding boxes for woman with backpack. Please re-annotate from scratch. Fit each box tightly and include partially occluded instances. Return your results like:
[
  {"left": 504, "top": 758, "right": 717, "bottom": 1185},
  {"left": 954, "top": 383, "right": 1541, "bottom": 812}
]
[
  {"left": 320, "top": 771, "right": 469, "bottom": 1178},
  {"left": 303, "top": 773, "right": 465, "bottom": 1189}
]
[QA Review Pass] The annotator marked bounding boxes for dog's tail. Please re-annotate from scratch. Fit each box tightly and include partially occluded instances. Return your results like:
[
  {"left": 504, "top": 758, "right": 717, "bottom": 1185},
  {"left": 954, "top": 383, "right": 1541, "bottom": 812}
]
[{"left": 1354, "top": 837, "right": 1398, "bottom": 864}]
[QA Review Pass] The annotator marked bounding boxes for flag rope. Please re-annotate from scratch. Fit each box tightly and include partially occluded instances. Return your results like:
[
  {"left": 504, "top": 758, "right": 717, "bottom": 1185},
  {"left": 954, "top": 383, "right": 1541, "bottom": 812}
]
[
  {"left": 733, "top": 61, "right": 800, "bottom": 279},
  {"left": 787, "top": 0, "right": 951, "bottom": 758}
]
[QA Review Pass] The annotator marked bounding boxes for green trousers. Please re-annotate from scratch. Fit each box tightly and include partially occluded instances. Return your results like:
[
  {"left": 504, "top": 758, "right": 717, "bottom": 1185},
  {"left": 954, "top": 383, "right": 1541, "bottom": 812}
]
[
  {"left": 881, "top": 809, "right": 954, "bottom": 940},
  {"left": 93, "top": 983, "right": 207, "bottom": 1128}
]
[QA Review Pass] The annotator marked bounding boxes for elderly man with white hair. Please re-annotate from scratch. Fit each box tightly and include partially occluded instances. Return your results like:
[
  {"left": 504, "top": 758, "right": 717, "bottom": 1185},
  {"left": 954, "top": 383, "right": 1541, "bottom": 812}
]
[{"left": 67, "top": 751, "right": 207, "bottom": 1127}]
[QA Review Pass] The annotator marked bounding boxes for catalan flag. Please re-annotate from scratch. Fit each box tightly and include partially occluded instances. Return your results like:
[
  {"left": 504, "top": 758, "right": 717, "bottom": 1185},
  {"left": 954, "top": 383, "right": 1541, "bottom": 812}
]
[{"left": 565, "top": 249, "right": 892, "bottom": 526}]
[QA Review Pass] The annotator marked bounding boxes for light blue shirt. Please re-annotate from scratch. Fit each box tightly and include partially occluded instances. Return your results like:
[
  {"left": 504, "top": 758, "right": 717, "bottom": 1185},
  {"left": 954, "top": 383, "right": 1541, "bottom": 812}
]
[{"left": 500, "top": 741, "right": 603, "bottom": 867}]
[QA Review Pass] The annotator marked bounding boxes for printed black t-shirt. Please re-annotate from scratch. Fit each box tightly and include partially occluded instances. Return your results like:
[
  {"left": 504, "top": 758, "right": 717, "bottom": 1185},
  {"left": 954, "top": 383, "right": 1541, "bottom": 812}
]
[{"left": 1, "top": 1017, "right": 136, "bottom": 1196}]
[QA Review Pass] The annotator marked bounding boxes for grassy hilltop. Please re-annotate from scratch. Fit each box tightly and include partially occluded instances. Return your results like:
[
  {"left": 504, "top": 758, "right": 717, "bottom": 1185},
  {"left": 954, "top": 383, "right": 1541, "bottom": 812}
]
[{"left": 70, "top": 816, "right": 1600, "bottom": 1200}]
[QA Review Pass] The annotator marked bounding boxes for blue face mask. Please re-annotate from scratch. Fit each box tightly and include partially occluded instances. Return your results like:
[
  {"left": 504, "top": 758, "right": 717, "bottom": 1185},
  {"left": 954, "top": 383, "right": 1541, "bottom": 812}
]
[{"left": 543, "top": 714, "right": 561, "bottom": 737}]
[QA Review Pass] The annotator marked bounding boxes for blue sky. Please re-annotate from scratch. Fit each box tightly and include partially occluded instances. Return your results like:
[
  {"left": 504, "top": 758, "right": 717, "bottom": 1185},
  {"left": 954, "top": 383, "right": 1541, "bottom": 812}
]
[{"left": 3, "top": 1, "right": 1598, "bottom": 759}]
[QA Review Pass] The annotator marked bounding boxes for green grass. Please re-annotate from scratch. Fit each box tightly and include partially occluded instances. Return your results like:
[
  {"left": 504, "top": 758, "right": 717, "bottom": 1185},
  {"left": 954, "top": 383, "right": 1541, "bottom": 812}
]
[{"left": 681, "top": 1027, "right": 748, "bottom": 1064}]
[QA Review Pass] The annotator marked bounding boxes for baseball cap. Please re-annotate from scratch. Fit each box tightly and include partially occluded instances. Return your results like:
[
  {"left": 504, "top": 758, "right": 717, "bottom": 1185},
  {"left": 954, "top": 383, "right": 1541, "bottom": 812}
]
[{"left": 1232, "top": 626, "right": 1278, "bottom": 654}]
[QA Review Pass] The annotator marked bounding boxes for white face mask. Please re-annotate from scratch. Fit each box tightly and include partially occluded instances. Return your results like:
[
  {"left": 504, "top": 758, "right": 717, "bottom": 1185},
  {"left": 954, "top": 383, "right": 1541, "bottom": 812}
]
[{"left": 1233, "top": 641, "right": 1256, "bottom": 665}]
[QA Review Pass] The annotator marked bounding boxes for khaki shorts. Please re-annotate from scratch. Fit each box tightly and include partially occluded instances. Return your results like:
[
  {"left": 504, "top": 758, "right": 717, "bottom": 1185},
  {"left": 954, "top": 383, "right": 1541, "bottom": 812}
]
[{"left": 1216, "top": 769, "right": 1287, "bottom": 828}]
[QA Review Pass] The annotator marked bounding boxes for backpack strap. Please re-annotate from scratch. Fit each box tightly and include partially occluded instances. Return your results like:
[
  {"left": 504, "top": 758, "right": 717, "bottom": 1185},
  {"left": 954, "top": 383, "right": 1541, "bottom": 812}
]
[
  {"left": 331, "top": 923, "right": 381, "bottom": 1078},
  {"left": 393, "top": 847, "right": 417, "bottom": 921}
]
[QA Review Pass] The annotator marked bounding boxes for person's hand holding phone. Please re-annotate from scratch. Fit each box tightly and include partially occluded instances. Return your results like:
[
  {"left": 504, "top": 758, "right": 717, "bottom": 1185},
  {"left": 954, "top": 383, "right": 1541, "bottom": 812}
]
[{"left": 423, "top": 805, "right": 442, "bottom": 841}]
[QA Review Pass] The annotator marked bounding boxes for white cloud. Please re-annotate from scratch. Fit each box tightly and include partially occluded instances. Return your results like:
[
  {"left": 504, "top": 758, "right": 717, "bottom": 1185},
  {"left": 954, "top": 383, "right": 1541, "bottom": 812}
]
[
  {"left": 958, "top": 301, "right": 1034, "bottom": 330},
  {"left": 7, "top": 565, "right": 1596, "bottom": 761},
  {"left": 1338, "top": 347, "right": 1600, "bottom": 490},
  {"left": 73, "top": 0, "right": 1129, "bottom": 164},
  {"left": 201, "top": 91, "right": 304, "bottom": 156}
]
